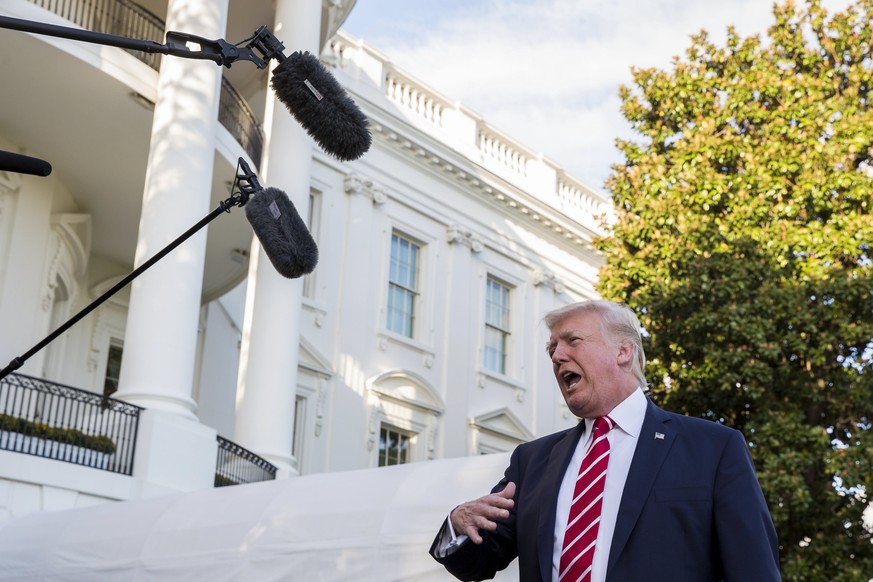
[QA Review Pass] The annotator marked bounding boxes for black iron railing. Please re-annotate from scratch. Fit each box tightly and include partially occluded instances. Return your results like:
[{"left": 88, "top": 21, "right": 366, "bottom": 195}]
[
  {"left": 219, "top": 78, "right": 264, "bottom": 167},
  {"left": 215, "top": 435, "right": 277, "bottom": 487},
  {"left": 0, "top": 373, "right": 142, "bottom": 475},
  {"left": 27, "top": 0, "right": 264, "bottom": 166},
  {"left": 29, "top": 0, "right": 164, "bottom": 69}
]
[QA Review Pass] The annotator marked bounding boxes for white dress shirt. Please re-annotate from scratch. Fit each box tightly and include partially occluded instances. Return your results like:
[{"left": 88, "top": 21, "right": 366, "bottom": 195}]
[{"left": 552, "top": 387, "right": 647, "bottom": 582}]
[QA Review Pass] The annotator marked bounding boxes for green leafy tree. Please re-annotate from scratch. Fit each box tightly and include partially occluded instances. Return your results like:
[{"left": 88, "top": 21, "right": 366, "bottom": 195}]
[{"left": 597, "top": 0, "right": 873, "bottom": 578}]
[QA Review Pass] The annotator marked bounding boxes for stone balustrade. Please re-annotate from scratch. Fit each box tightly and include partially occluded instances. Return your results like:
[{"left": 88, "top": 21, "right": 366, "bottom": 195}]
[{"left": 329, "top": 32, "right": 612, "bottom": 236}]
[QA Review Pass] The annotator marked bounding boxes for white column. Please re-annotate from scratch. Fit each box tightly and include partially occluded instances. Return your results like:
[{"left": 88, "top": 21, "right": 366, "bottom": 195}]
[
  {"left": 233, "top": 0, "right": 320, "bottom": 474},
  {"left": 115, "top": 0, "right": 227, "bottom": 419},
  {"left": 0, "top": 171, "right": 53, "bottom": 374}
]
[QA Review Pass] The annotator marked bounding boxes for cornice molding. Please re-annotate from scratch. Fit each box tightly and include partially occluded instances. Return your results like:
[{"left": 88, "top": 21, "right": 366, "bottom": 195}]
[
  {"left": 51, "top": 213, "right": 91, "bottom": 279},
  {"left": 320, "top": 0, "right": 358, "bottom": 51},
  {"left": 469, "top": 407, "right": 535, "bottom": 442},
  {"left": 532, "top": 269, "right": 566, "bottom": 294},
  {"left": 328, "top": 32, "right": 611, "bottom": 252},
  {"left": 367, "top": 120, "right": 602, "bottom": 251},
  {"left": 446, "top": 223, "right": 483, "bottom": 253},
  {"left": 344, "top": 172, "right": 387, "bottom": 205}
]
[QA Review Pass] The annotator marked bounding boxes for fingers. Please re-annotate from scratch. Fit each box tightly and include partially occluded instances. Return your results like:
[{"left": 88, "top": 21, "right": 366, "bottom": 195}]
[{"left": 450, "top": 482, "right": 516, "bottom": 545}]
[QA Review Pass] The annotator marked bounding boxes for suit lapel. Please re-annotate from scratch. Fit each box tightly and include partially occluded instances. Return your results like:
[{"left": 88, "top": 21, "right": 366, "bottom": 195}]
[
  {"left": 537, "top": 422, "right": 585, "bottom": 582},
  {"left": 606, "top": 400, "right": 675, "bottom": 576}
]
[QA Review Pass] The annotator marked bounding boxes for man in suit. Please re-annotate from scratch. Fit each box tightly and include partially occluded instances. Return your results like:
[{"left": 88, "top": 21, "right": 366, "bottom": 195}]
[{"left": 430, "top": 300, "right": 780, "bottom": 581}]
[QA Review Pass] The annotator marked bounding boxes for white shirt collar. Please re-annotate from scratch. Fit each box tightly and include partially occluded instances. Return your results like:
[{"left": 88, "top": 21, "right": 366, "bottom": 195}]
[{"left": 583, "top": 386, "right": 647, "bottom": 440}]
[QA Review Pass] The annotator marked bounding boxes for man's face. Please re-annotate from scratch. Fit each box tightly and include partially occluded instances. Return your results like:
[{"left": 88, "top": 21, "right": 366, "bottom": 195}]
[{"left": 547, "top": 310, "right": 627, "bottom": 419}]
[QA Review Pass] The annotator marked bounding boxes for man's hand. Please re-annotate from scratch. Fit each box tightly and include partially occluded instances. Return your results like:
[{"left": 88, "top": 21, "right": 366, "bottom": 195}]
[{"left": 450, "top": 482, "right": 516, "bottom": 544}]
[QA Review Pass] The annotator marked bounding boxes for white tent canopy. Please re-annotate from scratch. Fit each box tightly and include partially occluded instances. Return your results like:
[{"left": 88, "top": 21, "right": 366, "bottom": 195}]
[{"left": 0, "top": 454, "right": 519, "bottom": 581}]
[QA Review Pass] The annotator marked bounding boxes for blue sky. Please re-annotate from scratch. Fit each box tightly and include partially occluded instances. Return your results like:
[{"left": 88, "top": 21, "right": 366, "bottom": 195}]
[{"left": 342, "top": 0, "right": 852, "bottom": 193}]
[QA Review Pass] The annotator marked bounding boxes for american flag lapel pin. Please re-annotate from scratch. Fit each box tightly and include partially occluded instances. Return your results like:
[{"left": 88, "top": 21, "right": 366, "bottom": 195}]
[{"left": 654, "top": 432, "right": 665, "bottom": 440}]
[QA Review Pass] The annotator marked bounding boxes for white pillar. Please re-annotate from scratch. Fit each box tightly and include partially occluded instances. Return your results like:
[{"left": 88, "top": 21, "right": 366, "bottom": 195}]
[
  {"left": 115, "top": 0, "right": 228, "bottom": 419},
  {"left": 233, "top": 0, "right": 320, "bottom": 474},
  {"left": 0, "top": 171, "right": 53, "bottom": 374}
]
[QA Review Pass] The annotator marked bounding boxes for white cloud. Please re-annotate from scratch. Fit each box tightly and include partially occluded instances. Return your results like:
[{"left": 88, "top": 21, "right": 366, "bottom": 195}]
[{"left": 344, "top": 0, "right": 856, "bottom": 190}]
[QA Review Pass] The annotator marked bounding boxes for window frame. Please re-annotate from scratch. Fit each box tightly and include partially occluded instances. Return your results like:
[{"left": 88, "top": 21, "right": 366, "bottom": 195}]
[
  {"left": 483, "top": 276, "right": 511, "bottom": 374},
  {"left": 378, "top": 422, "right": 415, "bottom": 467},
  {"left": 385, "top": 230, "right": 422, "bottom": 338},
  {"left": 102, "top": 337, "right": 124, "bottom": 397},
  {"left": 291, "top": 394, "right": 307, "bottom": 471},
  {"left": 302, "top": 188, "right": 322, "bottom": 300}
]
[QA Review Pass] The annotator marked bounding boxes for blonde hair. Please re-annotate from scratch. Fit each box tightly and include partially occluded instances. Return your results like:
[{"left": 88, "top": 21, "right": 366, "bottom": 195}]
[{"left": 544, "top": 300, "right": 647, "bottom": 385}]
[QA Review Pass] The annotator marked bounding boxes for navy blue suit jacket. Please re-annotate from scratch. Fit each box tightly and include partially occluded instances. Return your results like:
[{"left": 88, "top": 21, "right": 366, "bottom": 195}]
[{"left": 430, "top": 399, "right": 780, "bottom": 581}]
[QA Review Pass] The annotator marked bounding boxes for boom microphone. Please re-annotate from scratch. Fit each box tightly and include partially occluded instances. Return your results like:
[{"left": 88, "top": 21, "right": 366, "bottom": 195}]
[
  {"left": 246, "top": 187, "right": 319, "bottom": 279},
  {"left": 271, "top": 51, "right": 372, "bottom": 162},
  {"left": 0, "top": 150, "right": 52, "bottom": 177},
  {"left": 236, "top": 159, "right": 318, "bottom": 279},
  {"left": 0, "top": 17, "right": 371, "bottom": 162}
]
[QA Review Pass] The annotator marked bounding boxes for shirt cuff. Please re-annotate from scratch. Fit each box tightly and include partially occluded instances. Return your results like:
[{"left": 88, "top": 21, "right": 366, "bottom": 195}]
[{"left": 435, "top": 510, "right": 469, "bottom": 557}]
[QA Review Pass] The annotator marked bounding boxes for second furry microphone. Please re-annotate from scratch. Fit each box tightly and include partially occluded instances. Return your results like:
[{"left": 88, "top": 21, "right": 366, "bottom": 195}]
[{"left": 244, "top": 187, "right": 319, "bottom": 279}]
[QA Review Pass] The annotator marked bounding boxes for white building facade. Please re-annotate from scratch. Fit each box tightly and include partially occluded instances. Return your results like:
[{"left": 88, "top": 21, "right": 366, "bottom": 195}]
[{"left": 0, "top": 0, "right": 612, "bottom": 523}]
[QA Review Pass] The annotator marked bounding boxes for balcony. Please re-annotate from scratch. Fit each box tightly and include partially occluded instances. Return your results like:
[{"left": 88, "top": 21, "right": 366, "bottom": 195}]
[
  {"left": 26, "top": 0, "right": 264, "bottom": 167},
  {"left": 0, "top": 373, "right": 276, "bottom": 486},
  {"left": 0, "top": 0, "right": 266, "bottom": 302},
  {"left": 0, "top": 373, "right": 141, "bottom": 475}
]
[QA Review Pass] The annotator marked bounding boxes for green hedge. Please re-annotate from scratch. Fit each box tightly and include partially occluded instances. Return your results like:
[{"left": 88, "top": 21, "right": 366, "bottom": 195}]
[
  {"left": 214, "top": 473, "right": 240, "bottom": 488},
  {"left": 0, "top": 413, "right": 116, "bottom": 455}
]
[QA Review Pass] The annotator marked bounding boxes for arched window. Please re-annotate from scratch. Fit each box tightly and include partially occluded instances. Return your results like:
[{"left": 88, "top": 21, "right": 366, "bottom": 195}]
[{"left": 366, "top": 370, "right": 443, "bottom": 466}]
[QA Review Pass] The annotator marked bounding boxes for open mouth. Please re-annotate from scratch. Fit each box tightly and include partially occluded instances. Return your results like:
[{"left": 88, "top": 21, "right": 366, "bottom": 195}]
[{"left": 561, "top": 371, "right": 581, "bottom": 389}]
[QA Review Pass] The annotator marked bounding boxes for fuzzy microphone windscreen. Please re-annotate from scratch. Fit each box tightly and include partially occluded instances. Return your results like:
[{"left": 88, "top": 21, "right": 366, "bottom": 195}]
[
  {"left": 270, "top": 51, "right": 372, "bottom": 162},
  {"left": 244, "top": 187, "right": 319, "bottom": 279}
]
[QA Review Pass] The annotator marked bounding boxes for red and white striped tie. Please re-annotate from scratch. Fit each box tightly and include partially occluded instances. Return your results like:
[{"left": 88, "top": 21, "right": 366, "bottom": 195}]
[{"left": 559, "top": 416, "right": 615, "bottom": 582}]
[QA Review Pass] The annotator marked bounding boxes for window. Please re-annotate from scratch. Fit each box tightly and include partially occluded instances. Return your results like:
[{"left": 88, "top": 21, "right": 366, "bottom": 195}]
[
  {"left": 369, "top": 372, "right": 442, "bottom": 467},
  {"left": 378, "top": 424, "right": 412, "bottom": 466},
  {"left": 386, "top": 232, "right": 420, "bottom": 337},
  {"left": 483, "top": 277, "right": 510, "bottom": 373},
  {"left": 302, "top": 190, "right": 321, "bottom": 299},
  {"left": 291, "top": 395, "right": 306, "bottom": 470},
  {"left": 103, "top": 339, "right": 123, "bottom": 397}
]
